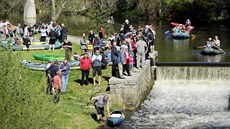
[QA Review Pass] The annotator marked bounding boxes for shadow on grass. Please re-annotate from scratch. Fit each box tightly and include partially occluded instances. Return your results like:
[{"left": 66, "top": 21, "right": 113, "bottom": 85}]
[
  {"left": 102, "top": 76, "right": 110, "bottom": 82},
  {"left": 74, "top": 78, "right": 94, "bottom": 85}
]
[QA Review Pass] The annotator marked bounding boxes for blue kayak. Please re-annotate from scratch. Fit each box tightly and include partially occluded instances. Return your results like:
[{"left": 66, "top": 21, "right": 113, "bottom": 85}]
[
  {"left": 172, "top": 32, "right": 191, "bottom": 39},
  {"left": 107, "top": 110, "right": 125, "bottom": 126}
]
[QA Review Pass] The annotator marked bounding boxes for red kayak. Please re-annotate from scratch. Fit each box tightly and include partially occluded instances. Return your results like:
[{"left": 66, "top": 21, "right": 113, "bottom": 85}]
[{"left": 170, "top": 22, "right": 195, "bottom": 31}]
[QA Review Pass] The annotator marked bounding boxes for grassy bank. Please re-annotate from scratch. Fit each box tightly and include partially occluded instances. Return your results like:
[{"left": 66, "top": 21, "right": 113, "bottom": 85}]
[{"left": 15, "top": 43, "right": 118, "bottom": 129}]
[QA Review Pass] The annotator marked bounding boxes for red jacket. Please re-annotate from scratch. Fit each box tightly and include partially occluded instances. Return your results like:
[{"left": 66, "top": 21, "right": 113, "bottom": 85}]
[{"left": 80, "top": 57, "right": 91, "bottom": 70}]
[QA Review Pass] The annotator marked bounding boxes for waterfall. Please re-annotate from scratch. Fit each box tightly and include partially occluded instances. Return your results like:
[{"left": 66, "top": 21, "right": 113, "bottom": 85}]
[
  {"left": 156, "top": 66, "right": 230, "bottom": 84},
  {"left": 118, "top": 66, "right": 230, "bottom": 129}
]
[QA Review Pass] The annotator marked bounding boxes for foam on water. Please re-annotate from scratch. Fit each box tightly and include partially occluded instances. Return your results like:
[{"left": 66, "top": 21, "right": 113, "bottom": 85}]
[{"left": 121, "top": 81, "right": 230, "bottom": 129}]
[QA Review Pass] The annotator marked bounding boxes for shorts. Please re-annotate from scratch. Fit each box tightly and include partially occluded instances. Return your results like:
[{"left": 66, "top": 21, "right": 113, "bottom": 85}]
[
  {"left": 93, "top": 66, "right": 102, "bottom": 77},
  {"left": 149, "top": 39, "right": 155, "bottom": 45},
  {"left": 94, "top": 104, "right": 104, "bottom": 117}
]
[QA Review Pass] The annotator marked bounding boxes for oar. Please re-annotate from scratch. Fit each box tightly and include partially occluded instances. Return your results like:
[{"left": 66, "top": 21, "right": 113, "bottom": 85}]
[
  {"left": 193, "top": 45, "right": 205, "bottom": 49},
  {"left": 83, "top": 84, "right": 99, "bottom": 114},
  {"left": 214, "top": 46, "right": 225, "bottom": 53}
]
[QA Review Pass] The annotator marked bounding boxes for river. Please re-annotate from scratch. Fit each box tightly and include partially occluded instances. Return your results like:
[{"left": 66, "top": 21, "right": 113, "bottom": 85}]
[{"left": 61, "top": 16, "right": 230, "bottom": 62}]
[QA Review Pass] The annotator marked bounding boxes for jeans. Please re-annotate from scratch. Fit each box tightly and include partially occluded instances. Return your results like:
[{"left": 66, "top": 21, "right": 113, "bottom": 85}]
[
  {"left": 99, "top": 38, "right": 104, "bottom": 48},
  {"left": 62, "top": 74, "right": 69, "bottom": 93}
]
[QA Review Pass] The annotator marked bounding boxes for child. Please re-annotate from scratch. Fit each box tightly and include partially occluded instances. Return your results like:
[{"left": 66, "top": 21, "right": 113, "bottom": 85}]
[
  {"left": 52, "top": 71, "right": 62, "bottom": 103},
  {"left": 73, "top": 52, "right": 80, "bottom": 61},
  {"left": 129, "top": 52, "right": 134, "bottom": 71},
  {"left": 87, "top": 42, "right": 93, "bottom": 58}
]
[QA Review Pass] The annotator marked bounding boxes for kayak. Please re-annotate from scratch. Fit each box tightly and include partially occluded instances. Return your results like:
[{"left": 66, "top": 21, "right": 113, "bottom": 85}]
[
  {"left": 20, "top": 60, "right": 80, "bottom": 71},
  {"left": 201, "top": 47, "right": 224, "bottom": 55},
  {"left": 107, "top": 110, "right": 125, "bottom": 126},
  {"left": 172, "top": 32, "right": 191, "bottom": 39},
  {"left": 170, "top": 22, "right": 195, "bottom": 31},
  {"left": 33, "top": 54, "right": 66, "bottom": 61},
  {"left": 1, "top": 40, "right": 62, "bottom": 51}
]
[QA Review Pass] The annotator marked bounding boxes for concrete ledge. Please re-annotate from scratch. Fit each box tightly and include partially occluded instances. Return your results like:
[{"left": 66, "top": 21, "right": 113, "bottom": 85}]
[{"left": 109, "top": 51, "right": 158, "bottom": 110}]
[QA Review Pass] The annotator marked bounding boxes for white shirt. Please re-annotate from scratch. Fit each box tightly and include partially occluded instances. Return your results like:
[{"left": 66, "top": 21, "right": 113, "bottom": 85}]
[{"left": 40, "top": 29, "right": 47, "bottom": 37}]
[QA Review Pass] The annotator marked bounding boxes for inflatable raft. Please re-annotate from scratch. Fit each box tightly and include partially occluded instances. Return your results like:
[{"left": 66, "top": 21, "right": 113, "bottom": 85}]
[
  {"left": 201, "top": 47, "right": 224, "bottom": 55},
  {"left": 1, "top": 40, "right": 62, "bottom": 51},
  {"left": 20, "top": 60, "right": 80, "bottom": 71}
]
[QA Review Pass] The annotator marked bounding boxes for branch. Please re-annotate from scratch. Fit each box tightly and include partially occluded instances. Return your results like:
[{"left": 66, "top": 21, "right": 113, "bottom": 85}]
[{"left": 55, "top": 0, "right": 67, "bottom": 20}]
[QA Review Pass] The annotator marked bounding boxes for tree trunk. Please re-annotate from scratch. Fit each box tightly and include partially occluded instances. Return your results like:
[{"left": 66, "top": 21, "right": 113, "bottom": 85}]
[{"left": 51, "top": 0, "right": 56, "bottom": 20}]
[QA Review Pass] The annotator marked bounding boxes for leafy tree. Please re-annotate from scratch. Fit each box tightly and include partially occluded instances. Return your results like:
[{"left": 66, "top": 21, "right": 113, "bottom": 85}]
[{"left": 0, "top": 50, "right": 59, "bottom": 129}]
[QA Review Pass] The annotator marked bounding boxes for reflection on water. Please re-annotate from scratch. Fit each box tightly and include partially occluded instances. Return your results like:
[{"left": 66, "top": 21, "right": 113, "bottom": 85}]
[{"left": 203, "top": 55, "right": 223, "bottom": 62}]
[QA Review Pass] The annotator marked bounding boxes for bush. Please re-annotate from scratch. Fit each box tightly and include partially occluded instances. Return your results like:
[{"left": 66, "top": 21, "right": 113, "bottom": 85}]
[{"left": 0, "top": 50, "right": 59, "bottom": 129}]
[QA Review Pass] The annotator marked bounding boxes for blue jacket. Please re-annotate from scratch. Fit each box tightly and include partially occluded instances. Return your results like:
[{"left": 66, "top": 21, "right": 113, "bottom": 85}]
[
  {"left": 60, "top": 63, "right": 70, "bottom": 76},
  {"left": 45, "top": 64, "right": 59, "bottom": 78}
]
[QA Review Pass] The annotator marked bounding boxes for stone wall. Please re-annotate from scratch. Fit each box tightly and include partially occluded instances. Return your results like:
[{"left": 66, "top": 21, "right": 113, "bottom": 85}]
[{"left": 109, "top": 51, "right": 158, "bottom": 110}]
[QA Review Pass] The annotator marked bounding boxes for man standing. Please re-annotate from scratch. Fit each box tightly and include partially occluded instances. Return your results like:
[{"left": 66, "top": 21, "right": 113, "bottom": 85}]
[
  {"left": 92, "top": 50, "right": 102, "bottom": 85},
  {"left": 45, "top": 61, "right": 59, "bottom": 95},
  {"left": 61, "top": 23, "right": 68, "bottom": 44},
  {"left": 91, "top": 94, "right": 110, "bottom": 123},
  {"left": 111, "top": 41, "right": 119, "bottom": 77},
  {"left": 59, "top": 59, "right": 70, "bottom": 93},
  {"left": 135, "top": 37, "right": 147, "bottom": 69},
  {"left": 80, "top": 53, "right": 91, "bottom": 86},
  {"left": 62, "top": 39, "right": 72, "bottom": 61}
]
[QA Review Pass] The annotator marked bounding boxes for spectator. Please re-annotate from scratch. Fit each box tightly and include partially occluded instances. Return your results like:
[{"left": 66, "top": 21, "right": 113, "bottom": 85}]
[
  {"left": 61, "top": 23, "right": 68, "bottom": 43},
  {"left": 80, "top": 33, "right": 87, "bottom": 54},
  {"left": 98, "top": 26, "right": 106, "bottom": 48},
  {"left": 60, "top": 59, "right": 70, "bottom": 93},
  {"left": 88, "top": 30, "right": 95, "bottom": 44},
  {"left": 52, "top": 71, "right": 62, "bottom": 103},
  {"left": 23, "top": 35, "right": 31, "bottom": 51},
  {"left": 45, "top": 61, "right": 59, "bottom": 95},
  {"left": 40, "top": 26, "right": 47, "bottom": 42},
  {"left": 80, "top": 53, "right": 91, "bottom": 86},
  {"left": 49, "top": 28, "right": 57, "bottom": 50},
  {"left": 92, "top": 50, "right": 102, "bottom": 85},
  {"left": 111, "top": 41, "right": 119, "bottom": 78},
  {"left": 118, "top": 45, "right": 132, "bottom": 76},
  {"left": 135, "top": 37, "right": 147, "bottom": 69},
  {"left": 62, "top": 39, "right": 72, "bottom": 61}
]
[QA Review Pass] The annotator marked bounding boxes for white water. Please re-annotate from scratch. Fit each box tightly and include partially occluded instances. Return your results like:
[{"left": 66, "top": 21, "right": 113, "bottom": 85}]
[
  {"left": 122, "top": 81, "right": 230, "bottom": 129},
  {"left": 107, "top": 67, "right": 230, "bottom": 129}
]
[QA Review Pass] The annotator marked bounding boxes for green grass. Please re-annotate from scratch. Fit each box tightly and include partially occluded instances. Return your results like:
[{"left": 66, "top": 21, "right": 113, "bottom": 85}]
[{"left": 15, "top": 43, "right": 119, "bottom": 129}]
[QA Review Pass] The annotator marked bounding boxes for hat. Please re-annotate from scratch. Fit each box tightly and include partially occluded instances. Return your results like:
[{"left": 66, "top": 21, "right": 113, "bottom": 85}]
[{"left": 208, "top": 38, "right": 212, "bottom": 41}]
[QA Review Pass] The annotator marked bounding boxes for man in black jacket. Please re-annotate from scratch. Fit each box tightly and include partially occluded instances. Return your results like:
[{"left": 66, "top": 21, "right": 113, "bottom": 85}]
[
  {"left": 45, "top": 61, "right": 59, "bottom": 95},
  {"left": 111, "top": 42, "right": 118, "bottom": 77}
]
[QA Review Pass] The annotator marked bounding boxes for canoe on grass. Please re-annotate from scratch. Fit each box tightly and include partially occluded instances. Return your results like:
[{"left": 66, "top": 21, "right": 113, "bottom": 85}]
[
  {"left": 172, "top": 32, "right": 191, "bottom": 39},
  {"left": 20, "top": 60, "right": 80, "bottom": 71},
  {"left": 33, "top": 54, "right": 66, "bottom": 61},
  {"left": 0, "top": 40, "right": 62, "bottom": 51},
  {"left": 201, "top": 47, "right": 224, "bottom": 55},
  {"left": 107, "top": 110, "right": 125, "bottom": 127}
]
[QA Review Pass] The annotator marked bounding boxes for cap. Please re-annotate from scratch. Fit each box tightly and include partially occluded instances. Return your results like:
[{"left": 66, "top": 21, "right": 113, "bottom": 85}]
[{"left": 208, "top": 38, "right": 212, "bottom": 41}]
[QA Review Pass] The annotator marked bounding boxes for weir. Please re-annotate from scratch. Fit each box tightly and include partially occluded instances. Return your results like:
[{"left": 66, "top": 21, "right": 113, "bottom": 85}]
[{"left": 109, "top": 57, "right": 230, "bottom": 111}]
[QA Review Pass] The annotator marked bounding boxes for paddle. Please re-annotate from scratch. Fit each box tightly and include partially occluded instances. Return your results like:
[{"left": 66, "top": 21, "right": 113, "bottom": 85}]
[
  {"left": 214, "top": 46, "right": 225, "bottom": 53},
  {"left": 192, "top": 45, "right": 205, "bottom": 49},
  {"left": 83, "top": 84, "right": 99, "bottom": 114}
]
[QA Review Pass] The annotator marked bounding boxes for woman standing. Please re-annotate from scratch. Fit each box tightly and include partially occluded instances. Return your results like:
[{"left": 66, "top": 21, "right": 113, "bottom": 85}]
[
  {"left": 80, "top": 33, "right": 87, "bottom": 54},
  {"left": 40, "top": 26, "right": 47, "bottom": 42},
  {"left": 60, "top": 59, "right": 70, "bottom": 93},
  {"left": 80, "top": 53, "right": 91, "bottom": 86},
  {"left": 49, "top": 28, "right": 57, "bottom": 50}
]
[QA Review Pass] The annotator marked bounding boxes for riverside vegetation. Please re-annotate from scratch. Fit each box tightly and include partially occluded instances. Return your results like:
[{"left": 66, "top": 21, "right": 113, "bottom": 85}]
[{"left": 0, "top": 43, "right": 117, "bottom": 129}]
